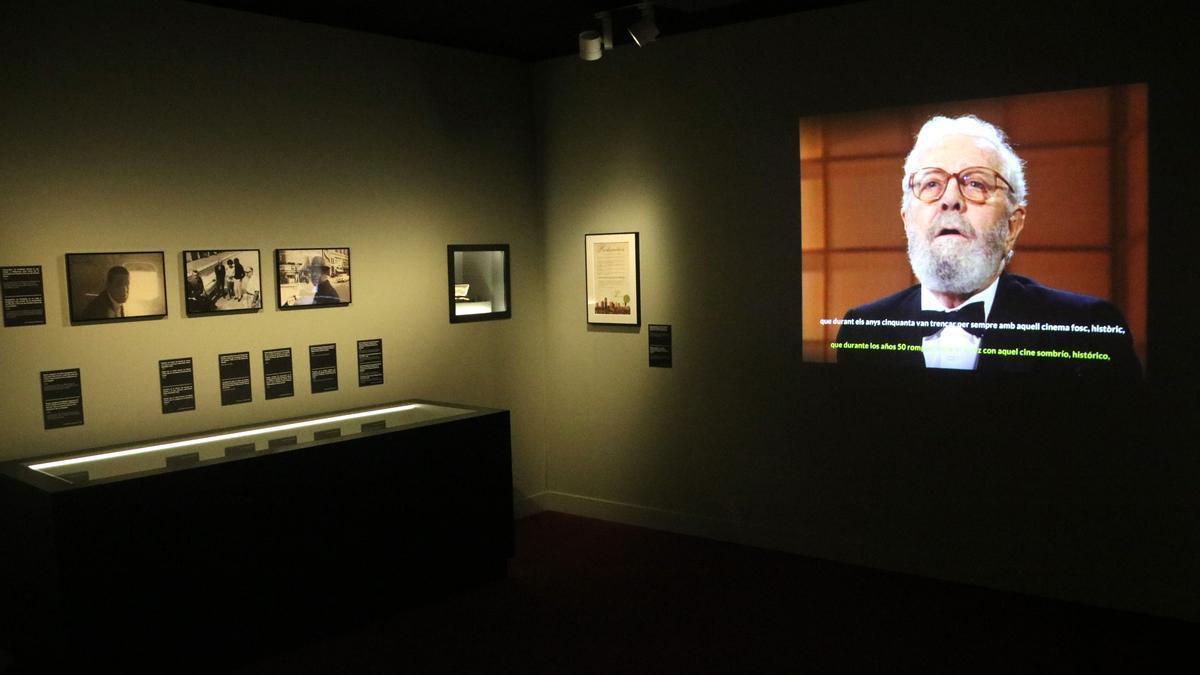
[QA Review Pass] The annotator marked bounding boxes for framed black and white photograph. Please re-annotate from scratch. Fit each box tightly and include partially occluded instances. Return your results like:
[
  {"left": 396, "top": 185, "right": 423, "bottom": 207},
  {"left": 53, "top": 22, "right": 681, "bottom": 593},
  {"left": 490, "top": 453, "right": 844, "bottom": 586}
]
[
  {"left": 275, "top": 248, "right": 351, "bottom": 309},
  {"left": 66, "top": 251, "right": 168, "bottom": 324},
  {"left": 585, "top": 232, "right": 640, "bottom": 326},
  {"left": 447, "top": 244, "right": 511, "bottom": 323},
  {"left": 182, "top": 250, "right": 262, "bottom": 315}
]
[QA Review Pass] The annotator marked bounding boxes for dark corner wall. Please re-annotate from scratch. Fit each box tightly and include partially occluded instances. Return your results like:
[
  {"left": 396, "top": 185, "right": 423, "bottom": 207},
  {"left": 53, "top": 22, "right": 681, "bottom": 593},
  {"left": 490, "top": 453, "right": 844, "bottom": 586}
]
[
  {"left": 535, "top": 0, "right": 1198, "bottom": 622},
  {"left": 2, "top": 0, "right": 1197, "bottom": 622}
]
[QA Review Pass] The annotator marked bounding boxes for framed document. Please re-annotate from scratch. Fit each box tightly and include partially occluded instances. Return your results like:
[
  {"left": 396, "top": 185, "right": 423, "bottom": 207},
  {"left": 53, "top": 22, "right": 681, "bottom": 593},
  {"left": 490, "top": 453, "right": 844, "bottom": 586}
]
[
  {"left": 585, "top": 232, "right": 640, "bottom": 325},
  {"left": 65, "top": 252, "right": 168, "bottom": 324}
]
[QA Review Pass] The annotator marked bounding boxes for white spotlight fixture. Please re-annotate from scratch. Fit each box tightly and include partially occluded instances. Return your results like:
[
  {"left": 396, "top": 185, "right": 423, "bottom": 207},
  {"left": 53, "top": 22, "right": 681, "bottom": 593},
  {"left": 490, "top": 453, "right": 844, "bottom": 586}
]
[
  {"left": 627, "top": 3, "right": 658, "bottom": 47},
  {"left": 579, "top": 12, "right": 614, "bottom": 61},
  {"left": 579, "top": 30, "right": 603, "bottom": 60}
]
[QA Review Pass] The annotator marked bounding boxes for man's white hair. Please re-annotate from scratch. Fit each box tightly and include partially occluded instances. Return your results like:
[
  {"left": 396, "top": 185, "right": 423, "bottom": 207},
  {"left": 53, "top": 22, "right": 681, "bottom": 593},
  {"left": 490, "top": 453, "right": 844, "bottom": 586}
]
[{"left": 901, "top": 115, "right": 1027, "bottom": 213}]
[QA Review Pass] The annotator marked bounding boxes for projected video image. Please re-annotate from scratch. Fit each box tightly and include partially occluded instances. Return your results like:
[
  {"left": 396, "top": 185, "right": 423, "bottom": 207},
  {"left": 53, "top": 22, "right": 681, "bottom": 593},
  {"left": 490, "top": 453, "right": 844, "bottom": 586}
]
[{"left": 800, "top": 84, "right": 1147, "bottom": 379}]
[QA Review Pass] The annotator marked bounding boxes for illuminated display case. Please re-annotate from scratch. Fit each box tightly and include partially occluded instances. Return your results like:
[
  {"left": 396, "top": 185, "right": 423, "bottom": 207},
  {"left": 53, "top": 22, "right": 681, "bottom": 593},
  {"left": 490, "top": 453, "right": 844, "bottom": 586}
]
[
  {"left": 447, "top": 244, "right": 512, "bottom": 323},
  {"left": 0, "top": 400, "right": 513, "bottom": 669},
  {"left": 17, "top": 401, "right": 473, "bottom": 484}
]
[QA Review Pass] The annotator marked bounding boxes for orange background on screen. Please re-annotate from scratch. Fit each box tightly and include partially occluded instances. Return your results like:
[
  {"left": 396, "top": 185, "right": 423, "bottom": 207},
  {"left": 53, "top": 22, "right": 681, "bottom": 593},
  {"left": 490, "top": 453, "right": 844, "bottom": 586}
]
[{"left": 800, "top": 84, "right": 1148, "bottom": 365}]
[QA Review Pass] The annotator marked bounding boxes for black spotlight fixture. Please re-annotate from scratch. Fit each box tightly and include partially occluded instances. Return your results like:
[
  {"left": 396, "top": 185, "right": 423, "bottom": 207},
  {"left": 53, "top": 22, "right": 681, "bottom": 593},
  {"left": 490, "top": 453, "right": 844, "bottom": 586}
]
[{"left": 627, "top": 2, "right": 659, "bottom": 46}]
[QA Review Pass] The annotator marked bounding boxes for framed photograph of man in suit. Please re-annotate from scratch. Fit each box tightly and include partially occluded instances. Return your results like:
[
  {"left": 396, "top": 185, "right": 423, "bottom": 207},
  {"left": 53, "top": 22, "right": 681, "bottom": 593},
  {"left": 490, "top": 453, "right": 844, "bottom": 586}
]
[
  {"left": 275, "top": 248, "right": 351, "bottom": 310},
  {"left": 585, "top": 232, "right": 640, "bottom": 326},
  {"left": 66, "top": 251, "right": 168, "bottom": 324}
]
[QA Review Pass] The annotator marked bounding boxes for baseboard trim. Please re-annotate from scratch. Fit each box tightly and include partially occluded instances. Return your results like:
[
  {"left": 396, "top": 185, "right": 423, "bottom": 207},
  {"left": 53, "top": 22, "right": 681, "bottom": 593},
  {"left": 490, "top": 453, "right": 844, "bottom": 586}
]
[
  {"left": 515, "top": 490, "right": 799, "bottom": 554},
  {"left": 514, "top": 491, "right": 1198, "bottom": 623}
]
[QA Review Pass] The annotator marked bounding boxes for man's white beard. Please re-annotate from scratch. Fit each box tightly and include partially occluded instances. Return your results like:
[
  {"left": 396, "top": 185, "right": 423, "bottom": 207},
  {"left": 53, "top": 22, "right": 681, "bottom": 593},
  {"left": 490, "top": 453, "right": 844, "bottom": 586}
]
[{"left": 907, "top": 212, "right": 1010, "bottom": 296}]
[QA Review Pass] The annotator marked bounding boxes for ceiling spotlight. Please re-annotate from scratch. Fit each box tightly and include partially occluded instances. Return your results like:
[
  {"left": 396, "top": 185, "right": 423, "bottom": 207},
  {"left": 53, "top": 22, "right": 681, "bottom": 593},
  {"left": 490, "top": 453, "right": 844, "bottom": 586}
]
[
  {"left": 579, "top": 12, "right": 613, "bottom": 61},
  {"left": 627, "top": 3, "right": 658, "bottom": 47},
  {"left": 579, "top": 30, "right": 603, "bottom": 60}
]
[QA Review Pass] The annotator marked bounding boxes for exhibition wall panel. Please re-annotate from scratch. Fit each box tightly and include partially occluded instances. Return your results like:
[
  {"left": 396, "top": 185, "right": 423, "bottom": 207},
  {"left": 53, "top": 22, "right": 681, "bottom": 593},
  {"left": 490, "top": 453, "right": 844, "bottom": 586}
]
[
  {"left": 536, "top": 1, "right": 1196, "bottom": 620},
  {"left": 0, "top": 0, "right": 547, "bottom": 503}
]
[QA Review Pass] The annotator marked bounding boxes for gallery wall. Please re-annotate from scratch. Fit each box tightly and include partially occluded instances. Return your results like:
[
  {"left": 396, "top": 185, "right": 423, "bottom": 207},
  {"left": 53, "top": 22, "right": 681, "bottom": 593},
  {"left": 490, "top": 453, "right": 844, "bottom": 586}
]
[
  {"left": 1, "top": 0, "right": 1196, "bottom": 625},
  {"left": 0, "top": 0, "right": 548, "bottom": 503},
  {"left": 536, "top": 1, "right": 1198, "bottom": 620}
]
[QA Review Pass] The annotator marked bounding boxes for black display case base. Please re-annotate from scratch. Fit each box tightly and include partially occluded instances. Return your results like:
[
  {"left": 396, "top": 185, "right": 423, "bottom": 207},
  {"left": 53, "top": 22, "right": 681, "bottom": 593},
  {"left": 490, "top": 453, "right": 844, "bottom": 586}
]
[{"left": 0, "top": 401, "right": 513, "bottom": 671}]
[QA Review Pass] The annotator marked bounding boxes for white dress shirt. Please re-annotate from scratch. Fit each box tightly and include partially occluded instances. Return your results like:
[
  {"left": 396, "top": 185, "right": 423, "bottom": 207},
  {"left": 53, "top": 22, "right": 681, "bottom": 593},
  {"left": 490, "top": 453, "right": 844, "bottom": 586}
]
[{"left": 920, "top": 277, "right": 999, "bottom": 370}]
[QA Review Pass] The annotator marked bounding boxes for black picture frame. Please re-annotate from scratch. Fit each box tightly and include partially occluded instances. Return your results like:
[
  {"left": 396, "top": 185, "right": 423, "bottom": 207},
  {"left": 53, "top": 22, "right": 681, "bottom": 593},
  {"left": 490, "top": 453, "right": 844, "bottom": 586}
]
[
  {"left": 66, "top": 251, "right": 168, "bottom": 324},
  {"left": 447, "top": 244, "right": 512, "bottom": 323},
  {"left": 585, "top": 232, "right": 640, "bottom": 326},
  {"left": 182, "top": 250, "right": 263, "bottom": 316},
  {"left": 275, "top": 248, "right": 351, "bottom": 310}
]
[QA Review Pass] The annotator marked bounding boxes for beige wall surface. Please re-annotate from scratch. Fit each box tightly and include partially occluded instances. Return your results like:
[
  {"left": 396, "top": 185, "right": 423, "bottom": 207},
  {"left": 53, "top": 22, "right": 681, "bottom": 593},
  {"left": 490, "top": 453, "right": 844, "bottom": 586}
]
[
  {"left": 537, "top": 2, "right": 1197, "bottom": 621},
  {"left": 0, "top": 0, "right": 547, "bottom": 501}
]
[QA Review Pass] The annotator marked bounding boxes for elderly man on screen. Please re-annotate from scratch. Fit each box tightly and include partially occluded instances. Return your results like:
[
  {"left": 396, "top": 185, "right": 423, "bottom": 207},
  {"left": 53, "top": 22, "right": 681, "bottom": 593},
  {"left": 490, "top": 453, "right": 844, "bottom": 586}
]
[{"left": 835, "top": 115, "right": 1140, "bottom": 378}]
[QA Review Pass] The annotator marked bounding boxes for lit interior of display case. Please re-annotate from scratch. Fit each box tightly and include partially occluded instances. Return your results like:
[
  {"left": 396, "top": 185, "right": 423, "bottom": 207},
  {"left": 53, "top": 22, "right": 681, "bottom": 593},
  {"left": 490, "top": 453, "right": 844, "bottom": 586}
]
[
  {"left": 447, "top": 244, "right": 511, "bottom": 322},
  {"left": 26, "top": 401, "right": 475, "bottom": 484}
]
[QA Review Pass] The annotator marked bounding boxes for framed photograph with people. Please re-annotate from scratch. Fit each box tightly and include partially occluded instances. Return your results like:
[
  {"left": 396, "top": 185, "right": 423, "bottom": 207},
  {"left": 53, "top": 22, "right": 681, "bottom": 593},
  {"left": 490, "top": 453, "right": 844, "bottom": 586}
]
[
  {"left": 275, "top": 248, "right": 351, "bottom": 310},
  {"left": 66, "top": 251, "right": 168, "bottom": 324},
  {"left": 182, "top": 250, "right": 263, "bottom": 316}
]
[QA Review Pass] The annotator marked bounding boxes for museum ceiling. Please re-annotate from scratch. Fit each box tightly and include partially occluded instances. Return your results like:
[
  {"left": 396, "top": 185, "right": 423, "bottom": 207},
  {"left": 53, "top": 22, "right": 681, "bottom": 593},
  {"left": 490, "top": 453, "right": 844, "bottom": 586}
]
[{"left": 190, "top": 0, "right": 863, "bottom": 61}]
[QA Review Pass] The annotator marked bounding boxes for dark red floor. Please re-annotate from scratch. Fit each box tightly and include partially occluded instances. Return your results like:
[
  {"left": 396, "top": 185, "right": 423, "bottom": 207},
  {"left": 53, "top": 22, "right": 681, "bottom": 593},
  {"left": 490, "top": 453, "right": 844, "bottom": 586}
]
[
  {"left": 4, "top": 511, "right": 1187, "bottom": 673},
  {"left": 211, "top": 511, "right": 1191, "bottom": 674}
]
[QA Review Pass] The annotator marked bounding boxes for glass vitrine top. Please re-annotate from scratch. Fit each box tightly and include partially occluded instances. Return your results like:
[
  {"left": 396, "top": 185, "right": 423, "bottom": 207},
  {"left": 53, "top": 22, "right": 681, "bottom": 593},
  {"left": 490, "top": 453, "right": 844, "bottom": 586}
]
[{"left": 23, "top": 401, "right": 477, "bottom": 485}]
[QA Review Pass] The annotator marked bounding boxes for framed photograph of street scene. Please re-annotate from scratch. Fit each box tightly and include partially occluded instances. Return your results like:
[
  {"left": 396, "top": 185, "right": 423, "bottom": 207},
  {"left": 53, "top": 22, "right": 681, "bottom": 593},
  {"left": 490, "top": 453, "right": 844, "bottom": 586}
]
[
  {"left": 275, "top": 248, "right": 351, "bottom": 310},
  {"left": 66, "top": 251, "right": 168, "bottom": 324},
  {"left": 182, "top": 250, "right": 263, "bottom": 315},
  {"left": 447, "top": 244, "right": 511, "bottom": 323},
  {"left": 585, "top": 232, "right": 640, "bottom": 326}
]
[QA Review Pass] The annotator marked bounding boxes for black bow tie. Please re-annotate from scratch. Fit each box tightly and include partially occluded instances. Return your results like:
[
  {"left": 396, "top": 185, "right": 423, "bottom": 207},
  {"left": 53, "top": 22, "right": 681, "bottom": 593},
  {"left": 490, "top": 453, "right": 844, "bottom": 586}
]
[{"left": 919, "top": 301, "right": 986, "bottom": 337}]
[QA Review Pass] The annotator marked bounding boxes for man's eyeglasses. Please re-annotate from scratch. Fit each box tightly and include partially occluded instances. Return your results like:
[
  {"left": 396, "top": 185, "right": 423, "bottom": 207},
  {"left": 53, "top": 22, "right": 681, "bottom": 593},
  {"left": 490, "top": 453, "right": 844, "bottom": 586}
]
[{"left": 908, "top": 166, "right": 1012, "bottom": 204}]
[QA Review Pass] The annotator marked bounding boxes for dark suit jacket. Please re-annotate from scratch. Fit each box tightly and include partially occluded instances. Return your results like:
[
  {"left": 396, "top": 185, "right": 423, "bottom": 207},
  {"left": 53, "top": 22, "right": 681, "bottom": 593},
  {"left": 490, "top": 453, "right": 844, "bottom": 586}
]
[
  {"left": 313, "top": 279, "right": 341, "bottom": 304},
  {"left": 835, "top": 273, "right": 1141, "bottom": 379},
  {"left": 79, "top": 291, "right": 122, "bottom": 320}
]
